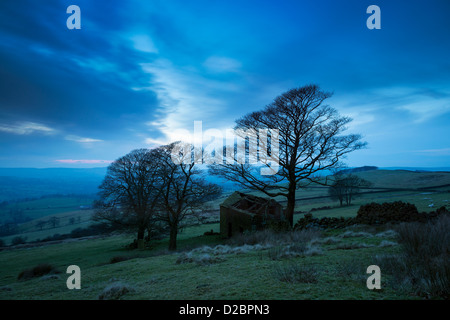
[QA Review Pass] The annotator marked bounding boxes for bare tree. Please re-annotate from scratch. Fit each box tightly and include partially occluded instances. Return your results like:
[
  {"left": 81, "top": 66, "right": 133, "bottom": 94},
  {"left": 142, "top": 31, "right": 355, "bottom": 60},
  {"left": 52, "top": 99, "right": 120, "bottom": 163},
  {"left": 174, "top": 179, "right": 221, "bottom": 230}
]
[
  {"left": 35, "top": 220, "right": 46, "bottom": 231},
  {"left": 93, "top": 148, "right": 164, "bottom": 248},
  {"left": 209, "top": 84, "right": 366, "bottom": 226},
  {"left": 48, "top": 216, "right": 60, "bottom": 228},
  {"left": 328, "top": 174, "right": 372, "bottom": 206},
  {"left": 156, "top": 143, "right": 222, "bottom": 251}
]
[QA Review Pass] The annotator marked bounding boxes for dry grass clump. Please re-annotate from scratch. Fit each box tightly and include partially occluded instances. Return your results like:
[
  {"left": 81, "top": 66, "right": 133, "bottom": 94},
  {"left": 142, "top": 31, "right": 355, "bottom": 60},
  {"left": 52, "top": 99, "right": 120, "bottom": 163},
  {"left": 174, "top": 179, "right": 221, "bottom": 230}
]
[
  {"left": 176, "top": 252, "right": 225, "bottom": 266},
  {"left": 310, "top": 236, "right": 341, "bottom": 245},
  {"left": 339, "top": 231, "right": 374, "bottom": 238},
  {"left": 374, "top": 230, "right": 398, "bottom": 238},
  {"left": 191, "top": 244, "right": 268, "bottom": 256},
  {"left": 374, "top": 214, "right": 449, "bottom": 299},
  {"left": 227, "top": 229, "right": 321, "bottom": 247},
  {"left": 333, "top": 242, "right": 375, "bottom": 250},
  {"left": 378, "top": 240, "right": 397, "bottom": 247},
  {"left": 18, "top": 263, "right": 61, "bottom": 281},
  {"left": 272, "top": 263, "right": 319, "bottom": 283},
  {"left": 268, "top": 243, "right": 323, "bottom": 260},
  {"left": 98, "top": 282, "right": 135, "bottom": 300}
]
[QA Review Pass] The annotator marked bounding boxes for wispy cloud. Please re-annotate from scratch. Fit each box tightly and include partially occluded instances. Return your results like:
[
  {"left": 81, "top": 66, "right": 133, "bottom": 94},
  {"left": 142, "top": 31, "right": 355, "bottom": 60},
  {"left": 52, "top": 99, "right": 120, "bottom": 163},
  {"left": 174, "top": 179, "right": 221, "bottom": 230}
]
[
  {"left": 139, "top": 59, "right": 233, "bottom": 143},
  {"left": 0, "top": 121, "right": 56, "bottom": 135},
  {"left": 415, "top": 148, "right": 450, "bottom": 156},
  {"left": 374, "top": 86, "right": 450, "bottom": 123},
  {"left": 130, "top": 34, "right": 158, "bottom": 54},
  {"left": 65, "top": 135, "right": 103, "bottom": 143}
]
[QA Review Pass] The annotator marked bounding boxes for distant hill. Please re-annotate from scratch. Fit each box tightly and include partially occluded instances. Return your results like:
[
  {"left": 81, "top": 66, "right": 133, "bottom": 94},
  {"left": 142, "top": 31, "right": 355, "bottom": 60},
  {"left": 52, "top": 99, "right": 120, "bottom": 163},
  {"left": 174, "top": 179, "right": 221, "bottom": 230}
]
[
  {"left": 336, "top": 166, "right": 378, "bottom": 175},
  {"left": 0, "top": 167, "right": 107, "bottom": 202},
  {"left": 353, "top": 169, "right": 450, "bottom": 189},
  {"left": 380, "top": 167, "right": 450, "bottom": 172}
]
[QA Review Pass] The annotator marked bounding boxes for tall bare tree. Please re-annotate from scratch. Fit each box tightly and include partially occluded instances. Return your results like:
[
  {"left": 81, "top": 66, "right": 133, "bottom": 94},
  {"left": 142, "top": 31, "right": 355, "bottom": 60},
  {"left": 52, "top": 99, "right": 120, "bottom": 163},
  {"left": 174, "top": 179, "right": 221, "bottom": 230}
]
[
  {"left": 157, "top": 143, "right": 222, "bottom": 250},
  {"left": 93, "top": 148, "right": 164, "bottom": 248},
  {"left": 209, "top": 84, "right": 366, "bottom": 226}
]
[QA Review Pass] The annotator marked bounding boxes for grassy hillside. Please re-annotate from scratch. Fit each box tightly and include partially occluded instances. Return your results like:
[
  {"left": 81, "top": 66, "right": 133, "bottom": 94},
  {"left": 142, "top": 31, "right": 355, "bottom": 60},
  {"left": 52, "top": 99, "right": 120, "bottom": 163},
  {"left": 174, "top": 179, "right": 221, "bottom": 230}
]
[
  {"left": 0, "top": 169, "right": 448, "bottom": 300},
  {"left": 0, "top": 222, "right": 413, "bottom": 300}
]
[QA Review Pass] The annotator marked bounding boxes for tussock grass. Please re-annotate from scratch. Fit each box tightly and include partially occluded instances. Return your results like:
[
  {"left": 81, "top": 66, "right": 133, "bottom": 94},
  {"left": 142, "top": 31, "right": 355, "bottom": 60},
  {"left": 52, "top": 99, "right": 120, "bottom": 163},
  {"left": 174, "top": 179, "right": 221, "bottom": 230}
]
[
  {"left": 333, "top": 242, "right": 375, "bottom": 250},
  {"left": 340, "top": 231, "right": 374, "bottom": 239},
  {"left": 378, "top": 240, "right": 397, "bottom": 248},
  {"left": 268, "top": 243, "right": 323, "bottom": 260},
  {"left": 335, "top": 258, "right": 368, "bottom": 283},
  {"left": 17, "top": 263, "right": 61, "bottom": 281},
  {"left": 310, "top": 236, "right": 341, "bottom": 245},
  {"left": 190, "top": 244, "right": 268, "bottom": 256},
  {"left": 374, "top": 214, "right": 450, "bottom": 299},
  {"left": 272, "top": 263, "right": 319, "bottom": 284},
  {"left": 227, "top": 229, "right": 321, "bottom": 247},
  {"left": 375, "top": 230, "right": 398, "bottom": 238},
  {"left": 98, "top": 281, "right": 135, "bottom": 300},
  {"left": 176, "top": 252, "right": 225, "bottom": 266}
]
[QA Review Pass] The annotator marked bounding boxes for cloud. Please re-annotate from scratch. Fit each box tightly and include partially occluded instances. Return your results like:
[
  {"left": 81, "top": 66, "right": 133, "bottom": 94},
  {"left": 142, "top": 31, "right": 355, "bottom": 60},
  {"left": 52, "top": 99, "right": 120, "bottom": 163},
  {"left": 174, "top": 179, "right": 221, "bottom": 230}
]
[
  {"left": 415, "top": 148, "right": 450, "bottom": 156},
  {"left": 65, "top": 135, "right": 103, "bottom": 143},
  {"left": 371, "top": 86, "right": 450, "bottom": 123},
  {"left": 130, "top": 34, "right": 158, "bottom": 54},
  {"left": 139, "top": 59, "right": 231, "bottom": 143},
  {"left": 0, "top": 121, "right": 56, "bottom": 135}
]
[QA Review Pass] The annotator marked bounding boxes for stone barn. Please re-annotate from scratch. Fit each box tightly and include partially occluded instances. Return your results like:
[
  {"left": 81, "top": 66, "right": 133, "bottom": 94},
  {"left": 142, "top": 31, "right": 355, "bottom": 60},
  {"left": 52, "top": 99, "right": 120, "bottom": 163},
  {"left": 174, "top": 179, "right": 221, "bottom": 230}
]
[{"left": 220, "top": 191, "right": 285, "bottom": 237}]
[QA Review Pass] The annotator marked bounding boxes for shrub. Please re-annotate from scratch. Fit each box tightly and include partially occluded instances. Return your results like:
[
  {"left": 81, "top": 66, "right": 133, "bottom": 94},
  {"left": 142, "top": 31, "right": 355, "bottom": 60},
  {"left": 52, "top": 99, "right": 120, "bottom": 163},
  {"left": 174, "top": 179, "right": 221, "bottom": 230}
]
[
  {"left": 375, "top": 214, "right": 449, "bottom": 299},
  {"left": 355, "top": 201, "right": 447, "bottom": 225},
  {"left": 18, "top": 263, "right": 60, "bottom": 281},
  {"left": 11, "top": 236, "right": 27, "bottom": 246},
  {"left": 294, "top": 213, "right": 356, "bottom": 230}
]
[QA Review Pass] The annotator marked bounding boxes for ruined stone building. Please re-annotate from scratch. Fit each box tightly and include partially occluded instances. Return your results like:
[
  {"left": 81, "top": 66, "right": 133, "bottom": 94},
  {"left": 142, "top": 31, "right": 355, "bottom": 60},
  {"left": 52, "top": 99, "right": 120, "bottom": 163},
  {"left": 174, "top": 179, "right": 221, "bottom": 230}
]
[{"left": 220, "top": 191, "right": 285, "bottom": 237}]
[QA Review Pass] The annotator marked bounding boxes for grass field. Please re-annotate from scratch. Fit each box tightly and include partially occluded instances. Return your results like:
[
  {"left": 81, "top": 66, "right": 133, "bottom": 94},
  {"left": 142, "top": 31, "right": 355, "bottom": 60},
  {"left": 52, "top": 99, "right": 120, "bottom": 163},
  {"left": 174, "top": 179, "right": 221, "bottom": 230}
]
[
  {"left": 0, "top": 221, "right": 411, "bottom": 300},
  {"left": 0, "top": 169, "right": 448, "bottom": 300}
]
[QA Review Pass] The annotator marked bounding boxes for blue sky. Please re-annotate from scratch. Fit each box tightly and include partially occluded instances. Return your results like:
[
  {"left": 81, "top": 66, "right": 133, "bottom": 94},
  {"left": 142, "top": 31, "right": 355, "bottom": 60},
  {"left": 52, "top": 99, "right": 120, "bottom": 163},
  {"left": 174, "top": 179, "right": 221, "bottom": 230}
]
[{"left": 0, "top": 0, "right": 449, "bottom": 168}]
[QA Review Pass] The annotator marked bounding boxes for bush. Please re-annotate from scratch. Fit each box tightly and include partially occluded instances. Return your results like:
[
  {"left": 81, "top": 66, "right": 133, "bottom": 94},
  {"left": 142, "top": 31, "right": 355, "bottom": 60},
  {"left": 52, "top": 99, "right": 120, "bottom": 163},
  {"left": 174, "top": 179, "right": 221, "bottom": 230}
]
[
  {"left": 18, "top": 263, "right": 60, "bottom": 281},
  {"left": 355, "top": 201, "right": 447, "bottom": 225},
  {"left": 294, "top": 213, "right": 356, "bottom": 230},
  {"left": 375, "top": 214, "right": 450, "bottom": 299},
  {"left": 11, "top": 236, "right": 27, "bottom": 246}
]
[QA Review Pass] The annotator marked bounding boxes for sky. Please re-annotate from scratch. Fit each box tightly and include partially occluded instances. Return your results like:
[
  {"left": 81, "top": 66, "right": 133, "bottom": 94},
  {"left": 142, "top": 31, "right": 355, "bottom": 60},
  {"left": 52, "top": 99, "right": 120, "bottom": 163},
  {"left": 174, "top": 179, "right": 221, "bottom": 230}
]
[{"left": 0, "top": 0, "right": 449, "bottom": 168}]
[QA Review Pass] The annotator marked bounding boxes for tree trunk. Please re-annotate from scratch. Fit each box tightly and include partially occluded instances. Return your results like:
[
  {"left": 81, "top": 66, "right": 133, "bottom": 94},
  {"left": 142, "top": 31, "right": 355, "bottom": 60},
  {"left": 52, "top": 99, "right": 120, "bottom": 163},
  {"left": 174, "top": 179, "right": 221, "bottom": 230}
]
[
  {"left": 286, "top": 187, "right": 296, "bottom": 227},
  {"left": 169, "top": 225, "right": 178, "bottom": 251},
  {"left": 137, "top": 225, "right": 146, "bottom": 240},
  {"left": 137, "top": 225, "right": 146, "bottom": 249}
]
